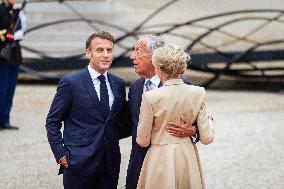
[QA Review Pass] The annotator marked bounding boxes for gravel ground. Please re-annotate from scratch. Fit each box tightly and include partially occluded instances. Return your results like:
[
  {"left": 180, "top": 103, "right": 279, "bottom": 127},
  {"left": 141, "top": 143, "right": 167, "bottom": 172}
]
[{"left": 0, "top": 85, "right": 284, "bottom": 189}]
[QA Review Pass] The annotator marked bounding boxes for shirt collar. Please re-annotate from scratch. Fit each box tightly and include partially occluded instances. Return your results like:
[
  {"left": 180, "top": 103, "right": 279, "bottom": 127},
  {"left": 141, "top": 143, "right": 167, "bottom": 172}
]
[
  {"left": 88, "top": 64, "right": 108, "bottom": 81},
  {"left": 144, "top": 75, "right": 160, "bottom": 87}
]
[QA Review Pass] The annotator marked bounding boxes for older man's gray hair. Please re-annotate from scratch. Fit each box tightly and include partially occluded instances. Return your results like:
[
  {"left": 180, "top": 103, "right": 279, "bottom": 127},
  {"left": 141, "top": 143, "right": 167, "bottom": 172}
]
[{"left": 144, "top": 35, "right": 165, "bottom": 53}]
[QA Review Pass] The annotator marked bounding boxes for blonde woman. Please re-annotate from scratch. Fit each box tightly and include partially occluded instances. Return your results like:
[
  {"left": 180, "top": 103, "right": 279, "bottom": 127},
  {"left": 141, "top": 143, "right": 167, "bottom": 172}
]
[{"left": 136, "top": 44, "right": 214, "bottom": 189}]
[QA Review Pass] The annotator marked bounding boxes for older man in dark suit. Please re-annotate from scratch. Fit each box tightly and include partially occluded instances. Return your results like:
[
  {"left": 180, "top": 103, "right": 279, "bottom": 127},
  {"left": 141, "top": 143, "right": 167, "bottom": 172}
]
[
  {"left": 45, "top": 31, "right": 129, "bottom": 189},
  {"left": 125, "top": 35, "right": 199, "bottom": 189}
]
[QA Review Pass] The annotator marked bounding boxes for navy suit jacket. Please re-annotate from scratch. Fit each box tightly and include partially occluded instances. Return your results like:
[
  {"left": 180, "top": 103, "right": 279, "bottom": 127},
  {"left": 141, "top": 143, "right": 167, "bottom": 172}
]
[
  {"left": 45, "top": 68, "right": 128, "bottom": 183},
  {"left": 125, "top": 78, "right": 148, "bottom": 189}
]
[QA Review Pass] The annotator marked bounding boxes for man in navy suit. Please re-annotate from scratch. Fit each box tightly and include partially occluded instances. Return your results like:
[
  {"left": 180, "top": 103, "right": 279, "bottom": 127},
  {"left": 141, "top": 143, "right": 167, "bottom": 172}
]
[
  {"left": 125, "top": 35, "right": 199, "bottom": 189},
  {"left": 45, "top": 31, "right": 129, "bottom": 189}
]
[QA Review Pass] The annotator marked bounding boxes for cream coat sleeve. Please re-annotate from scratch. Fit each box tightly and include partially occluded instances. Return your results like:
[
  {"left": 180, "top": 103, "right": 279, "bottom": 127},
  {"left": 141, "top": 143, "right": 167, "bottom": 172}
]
[
  {"left": 136, "top": 94, "right": 154, "bottom": 147},
  {"left": 197, "top": 88, "right": 215, "bottom": 145}
]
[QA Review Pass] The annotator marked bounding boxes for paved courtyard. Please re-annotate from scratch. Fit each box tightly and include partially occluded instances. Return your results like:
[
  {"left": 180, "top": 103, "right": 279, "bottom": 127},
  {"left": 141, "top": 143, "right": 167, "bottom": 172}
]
[{"left": 0, "top": 85, "right": 283, "bottom": 189}]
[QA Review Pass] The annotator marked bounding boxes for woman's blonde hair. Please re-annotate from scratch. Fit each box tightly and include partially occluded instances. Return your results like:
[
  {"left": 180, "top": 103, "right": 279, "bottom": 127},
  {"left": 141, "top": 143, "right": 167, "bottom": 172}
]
[{"left": 152, "top": 44, "right": 189, "bottom": 78}]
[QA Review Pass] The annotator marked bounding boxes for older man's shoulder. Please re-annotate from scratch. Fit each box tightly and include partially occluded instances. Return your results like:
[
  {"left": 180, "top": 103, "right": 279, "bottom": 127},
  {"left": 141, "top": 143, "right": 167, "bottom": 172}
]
[{"left": 130, "top": 77, "right": 144, "bottom": 88}]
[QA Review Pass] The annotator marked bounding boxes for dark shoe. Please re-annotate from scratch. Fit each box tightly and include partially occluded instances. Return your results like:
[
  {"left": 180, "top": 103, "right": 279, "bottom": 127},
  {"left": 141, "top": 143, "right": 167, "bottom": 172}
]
[{"left": 0, "top": 124, "right": 19, "bottom": 130}]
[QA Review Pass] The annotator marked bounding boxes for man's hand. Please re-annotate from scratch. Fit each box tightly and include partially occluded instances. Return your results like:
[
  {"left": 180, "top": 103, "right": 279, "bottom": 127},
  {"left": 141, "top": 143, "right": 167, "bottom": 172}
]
[
  {"left": 167, "top": 116, "right": 197, "bottom": 137},
  {"left": 59, "top": 156, "right": 68, "bottom": 169}
]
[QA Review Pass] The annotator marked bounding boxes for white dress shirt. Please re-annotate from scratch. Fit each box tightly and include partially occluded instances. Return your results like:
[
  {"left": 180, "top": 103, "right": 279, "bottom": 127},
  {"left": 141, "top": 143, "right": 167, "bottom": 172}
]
[
  {"left": 14, "top": 10, "right": 26, "bottom": 41},
  {"left": 88, "top": 65, "right": 114, "bottom": 109},
  {"left": 143, "top": 75, "right": 160, "bottom": 92}
]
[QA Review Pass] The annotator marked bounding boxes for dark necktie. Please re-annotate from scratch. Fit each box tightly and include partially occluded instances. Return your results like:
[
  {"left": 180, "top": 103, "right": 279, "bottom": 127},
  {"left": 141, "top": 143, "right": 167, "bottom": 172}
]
[{"left": 97, "top": 75, "right": 110, "bottom": 119}]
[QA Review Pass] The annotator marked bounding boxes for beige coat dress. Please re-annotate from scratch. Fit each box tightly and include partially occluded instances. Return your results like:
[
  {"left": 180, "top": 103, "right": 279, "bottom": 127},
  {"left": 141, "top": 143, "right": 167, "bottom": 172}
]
[{"left": 136, "top": 79, "right": 214, "bottom": 189}]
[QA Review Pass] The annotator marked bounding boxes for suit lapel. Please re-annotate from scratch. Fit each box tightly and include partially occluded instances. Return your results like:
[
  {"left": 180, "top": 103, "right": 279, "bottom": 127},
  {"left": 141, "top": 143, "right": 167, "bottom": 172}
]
[
  {"left": 107, "top": 73, "right": 120, "bottom": 117},
  {"left": 82, "top": 68, "right": 101, "bottom": 111},
  {"left": 134, "top": 78, "right": 145, "bottom": 112},
  {"left": 108, "top": 73, "right": 118, "bottom": 98}
]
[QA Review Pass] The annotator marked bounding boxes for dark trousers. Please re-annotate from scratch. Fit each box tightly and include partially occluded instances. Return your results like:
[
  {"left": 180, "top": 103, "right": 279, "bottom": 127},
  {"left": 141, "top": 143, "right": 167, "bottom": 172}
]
[
  {"left": 0, "top": 64, "right": 19, "bottom": 126},
  {"left": 125, "top": 144, "right": 148, "bottom": 189},
  {"left": 63, "top": 160, "right": 113, "bottom": 189}
]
